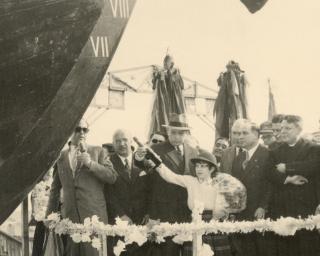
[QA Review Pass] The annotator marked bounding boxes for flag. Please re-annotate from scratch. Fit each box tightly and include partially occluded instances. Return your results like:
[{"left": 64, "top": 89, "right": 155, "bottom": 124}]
[{"left": 268, "top": 84, "right": 277, "bottom": 121}]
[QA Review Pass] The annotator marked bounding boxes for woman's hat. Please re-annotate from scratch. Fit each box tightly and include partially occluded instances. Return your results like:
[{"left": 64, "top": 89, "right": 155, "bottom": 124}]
[
  {"left": 162, "top": 113, "right": 191, "bottom": 131},
  {"left": 191, "top": 149, "right": 218, "bottom": 169}
]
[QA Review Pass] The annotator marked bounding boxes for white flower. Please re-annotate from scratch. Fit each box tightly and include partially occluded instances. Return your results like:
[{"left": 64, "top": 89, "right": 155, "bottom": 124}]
[
  {"left": 91, "top": 237, "right": 101, "bottom": 250},
  {"left": 172, "top": 233, "right": 192, "bottom": 244},
  {"left": 91, "top": 215, "right": 99, "bottom": 223},
  {"left": 126, "top": 229, "right": 147, "bottom": 246},
  {"left": 71, "top": 233, "right": 82, "bottom": 243},
  {"left": 115, "top": 217, "right": 129, "bottom": 228},
  {"left": 84, "top": 217, "right": 91, "bottom": 227},
  {"left": 272, "top": 217, "right": 298, "bottom": 236},
  {"left": 81, "top": 233, "right": 91, "bottom": 243},
  {"left": 47, "top": 213, "right": 60, "bottom": 222},
  {"left": 199, "top": 243, "right": 214, "bottom": 256},
  {"left": 114, "top": 240, "right": 126, "bottom": 256}
]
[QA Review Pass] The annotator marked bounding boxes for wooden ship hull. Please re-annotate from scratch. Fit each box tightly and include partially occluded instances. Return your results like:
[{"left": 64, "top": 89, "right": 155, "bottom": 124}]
[{"left": 0, "top": 0, "right": 136, "bottom": 224}]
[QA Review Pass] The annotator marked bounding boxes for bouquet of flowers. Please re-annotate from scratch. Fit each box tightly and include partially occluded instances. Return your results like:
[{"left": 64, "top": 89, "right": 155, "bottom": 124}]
[{"left": 214, "top": 173, "right": 247, "bottom": 215}]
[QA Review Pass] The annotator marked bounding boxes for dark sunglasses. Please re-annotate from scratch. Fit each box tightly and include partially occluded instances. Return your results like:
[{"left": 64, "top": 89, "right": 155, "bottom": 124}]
[
  {"left": 75, "top": 127, "right": 89, "bottom": 133},
  {"left": 152, "top": 139, "right": 164, "bottom": 144}
]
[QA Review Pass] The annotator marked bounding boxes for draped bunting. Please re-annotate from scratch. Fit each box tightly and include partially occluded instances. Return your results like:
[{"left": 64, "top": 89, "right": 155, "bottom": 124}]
[{"left": 213, "top": 61, "right": 249, "bottom": 139}]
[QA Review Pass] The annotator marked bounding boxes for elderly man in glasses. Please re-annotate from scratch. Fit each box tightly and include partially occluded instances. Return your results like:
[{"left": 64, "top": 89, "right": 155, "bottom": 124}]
[{"left": 46, "top": 119, "right": 118, "bottom": 256}]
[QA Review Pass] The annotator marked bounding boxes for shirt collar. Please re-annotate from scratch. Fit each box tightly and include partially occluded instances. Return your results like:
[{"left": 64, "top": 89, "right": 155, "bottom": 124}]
[
  {"left": 118, "top": 154, "right": 132, "bottom": 165},
  {"left": 246, "top": 143, "right": 260, "bottom": 160},
  {"left": 69, "top": 144, "right": 78, "bottom": 152}
]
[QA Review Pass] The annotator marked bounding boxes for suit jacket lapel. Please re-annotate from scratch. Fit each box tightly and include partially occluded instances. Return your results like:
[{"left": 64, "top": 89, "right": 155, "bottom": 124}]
[
  {"left": 226, "top": 146, "right": 237, "bottom": 174},
  {"left": 184, "top": 143, "right": 198, "bottom": 175},
  {"left": 166, "top": 149, "right": 182, "bottom": 171},
  {"left": 131, "top": 165, "right": 140, "bottom": 183},
  {"left": 61, "top": 150, "right": 74, "bottom": 181},
  {"left": 243, "top": 145, "right": 262, "bottom": 174},
  {"left": 113, "top": 154, "right": 131, "bottom": 183}
]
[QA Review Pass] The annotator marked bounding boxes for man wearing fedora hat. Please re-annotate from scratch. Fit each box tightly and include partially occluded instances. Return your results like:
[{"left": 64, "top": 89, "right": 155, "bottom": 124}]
[
  {"left": 260, "top": 121, "right": 276, "bottom": 149},
  {"left": 135, "top": 113, "right": 198, "bottom": 256}
]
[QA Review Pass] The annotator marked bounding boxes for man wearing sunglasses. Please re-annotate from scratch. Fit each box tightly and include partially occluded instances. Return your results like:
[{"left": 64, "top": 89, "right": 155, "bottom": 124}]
[
  {"left": 149, "top": 132, "right": 166, "bottom": 146},
  {"left": 46, "top": 119, "right": 117, "bottom": 256}
]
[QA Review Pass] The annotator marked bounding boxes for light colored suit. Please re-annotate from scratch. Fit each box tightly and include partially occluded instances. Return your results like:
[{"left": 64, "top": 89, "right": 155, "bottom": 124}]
[{"left": 46, "top": 145, "right": 117, "bottom": 256}]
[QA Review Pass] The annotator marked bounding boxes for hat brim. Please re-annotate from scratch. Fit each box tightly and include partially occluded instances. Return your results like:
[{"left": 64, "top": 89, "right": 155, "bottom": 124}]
[
  {"left": 162, "top": 124, "right": 191, "bottom": 130},
  {"left": 191, "top": 157, "right": 217, "bottom": 169}
]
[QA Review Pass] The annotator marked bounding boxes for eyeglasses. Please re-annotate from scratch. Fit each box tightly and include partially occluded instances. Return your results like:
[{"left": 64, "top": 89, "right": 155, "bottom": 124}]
[
  {"left": 152, "top": 139, "right": 164, "bottom": 144},
  {"left": 75, "top": 127, "right": 89, "bottom": 133}
]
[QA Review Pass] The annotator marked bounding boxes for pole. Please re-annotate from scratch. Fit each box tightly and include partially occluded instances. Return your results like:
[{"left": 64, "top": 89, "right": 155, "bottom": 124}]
[
  {"left": 192, "top": 233, "right": 201, "bottom": 256},
  {"left": 21, "top": 198, "right": 29, "bottom": 256}
]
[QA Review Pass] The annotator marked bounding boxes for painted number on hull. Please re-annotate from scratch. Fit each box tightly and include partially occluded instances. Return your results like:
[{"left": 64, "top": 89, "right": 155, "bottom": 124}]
[
  {"left": 109, "top": 0, "right": 130, "bottom": 18},
  {"left": 90, "top": 36, "right": 109, "bottom": 57}
]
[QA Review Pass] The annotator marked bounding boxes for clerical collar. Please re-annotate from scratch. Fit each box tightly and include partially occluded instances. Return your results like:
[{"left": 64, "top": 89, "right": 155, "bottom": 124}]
[{"left": 288, "top": 137, "right": 300, "bottom": 147}]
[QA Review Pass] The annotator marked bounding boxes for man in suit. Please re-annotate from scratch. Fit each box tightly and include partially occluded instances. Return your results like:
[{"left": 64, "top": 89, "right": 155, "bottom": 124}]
[
  {"left": 268, "top": 114, "right": 286, "bottom": 150},
  {"left": 260, "top": 121, "right": 276, "bottom": 148},
  {"left": 46, "top": 119, "right": 118, "bottom": 256},
  {"left": 135, "top": 113, "right": 199, "bottom": 256},
  {"left": 212, "top": 137, "right": 229, "bottom": 166},
  {"left": 227, "top": 119, "right": 273, "bottom": 256},
  {"left": 220, "top": 121, "right": 242, "bottom": 174},
  {"left": 268, "top": 115, "right": 320, "bottom": 256},
  {"left": 105, "top": 129, "right": 150, "bottom": 256}
]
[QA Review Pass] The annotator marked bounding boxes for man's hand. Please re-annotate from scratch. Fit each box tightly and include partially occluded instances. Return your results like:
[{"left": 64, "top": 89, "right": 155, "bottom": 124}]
[
  {"left": 284, "top": 175, "right": 308, "bottom": 185},
  {"left": 254, "top": 207, "right": 266, "bottom": 219},
  {"left": 104, "top": 158, "right": 114, "bottom": 169},
  {"left": 135, "top": 146, "right": 147, "bottom": 161},
  {"left": 146, "top": 218, "right": 160, "bottom": 229},
  {"left": 144, "top": 159, "right": 156, "bottom": 169},
  {"left": 120, "top": 215, "right": 133, "bottom": 225},
  {"left": 77, "top": 152, "right": 92, "bottom": 167},
  {"left": 43, "top": 219, "right": 51, "bottom": 228},
  {"left": 315, "top": 205, "right": 320, "bottom": 215},
  {"left": 141, "top": 214, "right": 150, "bottom": 225},
  {"left": 276, "top": 163, "right": 286, "bottom": 173}
]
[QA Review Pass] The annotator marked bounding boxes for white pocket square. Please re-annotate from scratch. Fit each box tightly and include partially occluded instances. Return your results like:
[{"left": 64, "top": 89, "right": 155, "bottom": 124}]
[{"left": 139, "top": 171, "right": 147, "bottom": 177}]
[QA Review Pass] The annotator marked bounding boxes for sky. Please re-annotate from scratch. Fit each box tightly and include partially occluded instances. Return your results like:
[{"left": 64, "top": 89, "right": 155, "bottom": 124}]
[{"left": 107, "top": 0, "right": 320, "bottom": 133}]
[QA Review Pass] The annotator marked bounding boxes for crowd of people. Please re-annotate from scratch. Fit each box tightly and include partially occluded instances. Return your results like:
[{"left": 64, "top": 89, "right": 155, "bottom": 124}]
[{"left": 35, "top": 113, "right": 320, "bottom": 256}]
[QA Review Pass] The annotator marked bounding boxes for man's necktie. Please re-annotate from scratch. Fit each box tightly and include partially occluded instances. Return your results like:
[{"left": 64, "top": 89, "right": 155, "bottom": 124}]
[
  {"left": 240, "top": 150, "right": 249, "bottom": 170},
  {"left": 124, "top": 158, "right": 131, "bottom": 178},
  {"left": 176, "top": 146, "right": 182, "bottom": 156}
]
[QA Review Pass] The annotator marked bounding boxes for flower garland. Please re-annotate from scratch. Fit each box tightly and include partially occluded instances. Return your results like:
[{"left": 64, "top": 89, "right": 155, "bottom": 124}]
[
  {"left": 34, "top": 181, "right": 320, "bottom": 255},
  {"left": 31, "top": 177, "right": 52, "bottom": 221},
  {"left": 44, "top": 212, "right": 320, "bottom": 255}
]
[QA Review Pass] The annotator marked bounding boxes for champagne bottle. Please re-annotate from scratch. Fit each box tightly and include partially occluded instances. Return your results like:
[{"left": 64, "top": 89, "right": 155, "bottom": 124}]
[{"left": 133, "top": 137, "right": 162, "bottom": 168}]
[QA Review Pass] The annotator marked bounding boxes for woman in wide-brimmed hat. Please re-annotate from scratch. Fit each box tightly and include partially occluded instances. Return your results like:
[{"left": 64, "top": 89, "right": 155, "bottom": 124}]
[{"left": 155, "top": 149, "right": 247, "bottom": 256}]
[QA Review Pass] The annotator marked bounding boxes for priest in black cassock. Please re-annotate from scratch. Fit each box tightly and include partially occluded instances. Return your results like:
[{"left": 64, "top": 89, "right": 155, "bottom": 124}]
[{"left": 268, "top": 115, "right": 320, "bottom": 256}]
